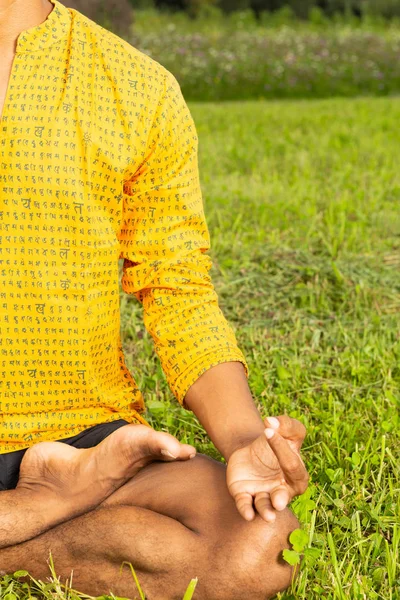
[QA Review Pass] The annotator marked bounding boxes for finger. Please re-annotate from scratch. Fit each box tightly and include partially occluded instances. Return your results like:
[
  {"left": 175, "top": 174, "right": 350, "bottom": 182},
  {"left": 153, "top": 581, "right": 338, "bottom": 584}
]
[
  {"left": 264, "top": 416, "right": 307, "bottom": 451},
  {"left": 264, "top": 429, "right": 309, "bottom": 494},
  {"left": 269, "top": 484, "right": 291, "bottom": 512},
  {"left": 234, "top": 492, "right": 255, "bottom": 522},
  {"left": 254, "top": 493, "right": 277, "bottom": 523}
]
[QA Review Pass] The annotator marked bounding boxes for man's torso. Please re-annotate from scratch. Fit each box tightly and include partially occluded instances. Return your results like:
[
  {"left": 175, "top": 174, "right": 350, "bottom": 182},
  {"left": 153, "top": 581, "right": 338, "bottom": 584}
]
[{"left": 0, "top": 0, "right": 162, "bottom": 452}]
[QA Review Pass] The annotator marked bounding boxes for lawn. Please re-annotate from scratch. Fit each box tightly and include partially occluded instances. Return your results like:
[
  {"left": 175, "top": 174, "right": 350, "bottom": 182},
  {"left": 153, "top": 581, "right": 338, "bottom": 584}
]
[
  {"left": 129, "top": 9, "right": 400, "bottom": 101},
  {"left": 2, "top": 96, "right": 399, "bottom": 599}
]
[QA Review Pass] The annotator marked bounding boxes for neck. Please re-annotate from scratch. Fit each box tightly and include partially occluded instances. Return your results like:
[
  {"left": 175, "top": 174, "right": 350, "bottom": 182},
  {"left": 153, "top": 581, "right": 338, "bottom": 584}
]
[{"left": 0, "top": 0, "right": 54, "bottom": 55}]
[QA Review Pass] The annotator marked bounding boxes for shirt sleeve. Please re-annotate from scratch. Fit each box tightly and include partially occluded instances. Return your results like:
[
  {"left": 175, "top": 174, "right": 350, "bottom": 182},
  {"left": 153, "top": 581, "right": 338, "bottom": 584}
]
[{"left": 118, "top": 68, "right": 249, "bottom": 406}]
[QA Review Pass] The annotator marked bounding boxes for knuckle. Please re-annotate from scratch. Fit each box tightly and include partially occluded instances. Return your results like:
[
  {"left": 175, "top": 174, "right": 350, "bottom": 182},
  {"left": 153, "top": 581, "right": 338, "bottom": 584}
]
[
  {"left": 285, "top": 459, "right": 300, "bottom": 474},
  {"left": 298, "top": 421, "right": 307, "bottom": 439},
  {"left": 279, "top": 415, "right": 292, "bottom": 428},
  {"left": 255, "top": 492, "right": 268, "bottom": 503},
  {"left": 297, "top": 480, "right": 309, "bottom": 495},
  {"left": 291, "top": 417, "right": 307, "bottom": 436},
  {"left": 296, "top": 474, "right": 310, "bottom": 494},
  {"left": 236, "top": 492, "right": 250, "bottom": 505}
]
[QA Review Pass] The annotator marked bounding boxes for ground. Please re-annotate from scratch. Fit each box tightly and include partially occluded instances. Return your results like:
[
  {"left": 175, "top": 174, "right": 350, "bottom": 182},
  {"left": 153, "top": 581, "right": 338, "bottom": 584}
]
[{"left": 1, "top": 96, "right": 399, "bottom": 600}]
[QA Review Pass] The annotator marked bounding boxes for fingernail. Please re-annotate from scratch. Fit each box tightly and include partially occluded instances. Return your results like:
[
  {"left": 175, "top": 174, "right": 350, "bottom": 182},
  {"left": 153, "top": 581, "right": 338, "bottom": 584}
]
[
  {"left": 161, "top": 449, "right": 177, "bottom": 459},
  {"left": 189, "top": 453, "right": 196, "bottom": 459},
  {"left": 265, "top": 428, "right": 275, "bottom": 440},
  {"left": 266, "top": 417, "right": 280, "bottom": 429}
]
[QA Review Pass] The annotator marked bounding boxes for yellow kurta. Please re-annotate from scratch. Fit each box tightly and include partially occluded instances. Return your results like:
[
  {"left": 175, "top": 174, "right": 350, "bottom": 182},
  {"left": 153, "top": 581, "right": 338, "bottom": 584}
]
[{"left": 0, "top": 0, "right": 249, "bottom": 454}]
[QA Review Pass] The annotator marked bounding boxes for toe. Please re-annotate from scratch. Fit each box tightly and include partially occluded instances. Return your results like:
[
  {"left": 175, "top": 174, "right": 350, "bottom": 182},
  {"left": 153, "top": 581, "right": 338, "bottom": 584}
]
[{"left": 149, "top": 431, "right": 196, "bottom": 462}]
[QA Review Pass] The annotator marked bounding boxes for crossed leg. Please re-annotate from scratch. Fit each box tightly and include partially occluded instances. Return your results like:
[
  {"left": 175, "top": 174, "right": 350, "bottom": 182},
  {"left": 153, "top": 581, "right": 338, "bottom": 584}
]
[{"left": 0, "top": 454, "right": 298, "bottom": 600}]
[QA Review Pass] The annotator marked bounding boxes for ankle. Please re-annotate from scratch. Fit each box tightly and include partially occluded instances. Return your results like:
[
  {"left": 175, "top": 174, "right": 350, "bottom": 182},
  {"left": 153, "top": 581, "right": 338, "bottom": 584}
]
[{"left": 16, "top": 481, "right": 75, "bottom": 522}]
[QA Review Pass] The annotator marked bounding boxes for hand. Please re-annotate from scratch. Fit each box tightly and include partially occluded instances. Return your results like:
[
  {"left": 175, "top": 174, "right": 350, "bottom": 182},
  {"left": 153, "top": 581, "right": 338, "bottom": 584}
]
[{"left": 226, "top": 415, "right": 309, "bottom": 523}]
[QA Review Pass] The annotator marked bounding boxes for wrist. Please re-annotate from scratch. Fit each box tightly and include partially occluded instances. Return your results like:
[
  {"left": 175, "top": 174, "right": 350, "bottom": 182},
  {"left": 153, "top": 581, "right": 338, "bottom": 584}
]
[
  {"left": 16, "top": 483, "right": 74, "bottom": 525},
  {"left": 183, "top": 361, "right": 266, "bottom": 461},
  {"left": 224, "top": 427, "right": 265, "bottom": 461}
]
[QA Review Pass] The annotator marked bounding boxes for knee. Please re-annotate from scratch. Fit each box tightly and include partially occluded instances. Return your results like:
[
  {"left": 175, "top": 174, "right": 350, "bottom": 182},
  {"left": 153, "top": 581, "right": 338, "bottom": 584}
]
[
  {"left": 184, "top": 455, "right": 300, "bottom": 598},
  {"left": 248, "top": 507, "right": 300, "bottom": 599},
  {"left": 206, "top": 506, "right": 300, "bottom": 600}
]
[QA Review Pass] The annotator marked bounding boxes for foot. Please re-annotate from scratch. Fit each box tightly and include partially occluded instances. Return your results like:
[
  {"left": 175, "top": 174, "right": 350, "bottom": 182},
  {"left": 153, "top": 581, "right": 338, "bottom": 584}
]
[{"left": 17, "top": 424, "right": 196, "bottom": 518}]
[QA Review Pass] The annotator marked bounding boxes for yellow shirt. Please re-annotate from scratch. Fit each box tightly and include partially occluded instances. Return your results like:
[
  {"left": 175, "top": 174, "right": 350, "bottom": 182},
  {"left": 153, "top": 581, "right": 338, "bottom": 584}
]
[{"left": 0, "top": 0, "right": 249, "bottom": 454}]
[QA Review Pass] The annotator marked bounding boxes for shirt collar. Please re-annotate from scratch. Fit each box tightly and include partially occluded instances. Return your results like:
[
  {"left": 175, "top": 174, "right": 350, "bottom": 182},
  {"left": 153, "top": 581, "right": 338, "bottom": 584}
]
[{"left": 16, "top": 0, "right": 71, "bottom": 53}]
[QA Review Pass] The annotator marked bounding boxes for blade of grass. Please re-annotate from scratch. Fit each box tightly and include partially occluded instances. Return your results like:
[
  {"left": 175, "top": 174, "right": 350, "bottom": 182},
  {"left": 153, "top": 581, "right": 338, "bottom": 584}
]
[{"left": 182, "top": 578, "right": 198, "bottom": 600}]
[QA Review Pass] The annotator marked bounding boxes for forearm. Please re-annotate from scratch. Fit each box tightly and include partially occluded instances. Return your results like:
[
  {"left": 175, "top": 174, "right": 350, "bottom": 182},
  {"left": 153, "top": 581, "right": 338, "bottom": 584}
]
[
  {"left": 184, "top": 361, "right": 265, "bottom": 461},
  {"left": 0, "top": 487, "right": 72, "bottom": 549}
]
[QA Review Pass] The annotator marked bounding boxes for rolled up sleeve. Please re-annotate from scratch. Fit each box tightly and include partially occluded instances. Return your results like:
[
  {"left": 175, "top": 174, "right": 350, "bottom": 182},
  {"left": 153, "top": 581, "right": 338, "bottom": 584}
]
[{"left": 118, "top": 68, "right": 249, "bottom": 405}]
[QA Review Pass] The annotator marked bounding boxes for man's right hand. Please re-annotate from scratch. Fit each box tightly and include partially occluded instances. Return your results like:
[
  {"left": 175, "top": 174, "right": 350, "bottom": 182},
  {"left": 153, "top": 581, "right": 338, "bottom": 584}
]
[{"left": 227, "top": 416, "right": 309, "bottom": 523}]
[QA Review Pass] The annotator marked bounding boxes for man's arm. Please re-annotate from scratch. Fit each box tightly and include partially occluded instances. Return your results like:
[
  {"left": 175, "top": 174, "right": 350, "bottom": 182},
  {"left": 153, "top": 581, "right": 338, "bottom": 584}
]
[
  {"left": 119, "top": 67, "right": 309, "bottom": 522},
  {"left": 119, "top": 68, "right": 250, "bottom": 405},
  {"left": 184, "top": 360, "right": 309, "bottom": 522},
  {"left": 184, "top": 361, "right": 264, "bottom": 460}
]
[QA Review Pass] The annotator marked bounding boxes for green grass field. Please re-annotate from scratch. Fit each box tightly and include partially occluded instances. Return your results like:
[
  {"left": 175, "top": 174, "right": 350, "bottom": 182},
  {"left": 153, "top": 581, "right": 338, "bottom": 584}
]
[
  {"left": 1, "top": 96, "right": 399, "bottom": 599},
  {"left": 130, "top": 10, "right": 400, "bottom": 101}
]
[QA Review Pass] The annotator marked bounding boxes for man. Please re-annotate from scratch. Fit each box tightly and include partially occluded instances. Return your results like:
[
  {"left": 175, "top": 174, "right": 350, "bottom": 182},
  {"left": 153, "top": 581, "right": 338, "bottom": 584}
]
[{"left": 0, "top": 0, "right": 309, "bottom": 598}]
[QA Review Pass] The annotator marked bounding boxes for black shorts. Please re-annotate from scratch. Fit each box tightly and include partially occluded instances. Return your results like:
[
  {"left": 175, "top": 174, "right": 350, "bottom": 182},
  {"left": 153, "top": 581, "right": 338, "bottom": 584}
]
[{"left": 0, "top": 419, "right": 130, "bottom": 492}]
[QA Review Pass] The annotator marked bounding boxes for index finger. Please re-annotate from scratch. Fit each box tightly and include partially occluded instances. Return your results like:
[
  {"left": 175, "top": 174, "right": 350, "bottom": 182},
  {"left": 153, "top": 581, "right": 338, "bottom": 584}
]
[{"left": 264, "top": 428, "right": 309, "bottom": 496}]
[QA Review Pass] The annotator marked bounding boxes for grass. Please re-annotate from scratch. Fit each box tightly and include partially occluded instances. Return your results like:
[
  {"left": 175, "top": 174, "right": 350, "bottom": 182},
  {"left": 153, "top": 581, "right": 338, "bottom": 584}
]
[
  {"left": 2, "top": 95, "right": 399, "bottom": 598},
  {"left": 131, "top": 6, "right": 400, "bottom": 35},
  {"left": 0, "top": 557, "right": 198, "bottom": 599},
  {"left": 129, "top": 10, "right": 400, "bottom": 101}
]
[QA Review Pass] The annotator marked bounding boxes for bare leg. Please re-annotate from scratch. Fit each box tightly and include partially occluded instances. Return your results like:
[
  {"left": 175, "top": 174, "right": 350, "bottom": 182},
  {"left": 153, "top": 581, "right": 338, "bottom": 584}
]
[
  {"left": 0, "top": 424, "right": 195, "bottom": 548},
  {"left": 0, "top": 455, "right": 299, "bottom": 600}
]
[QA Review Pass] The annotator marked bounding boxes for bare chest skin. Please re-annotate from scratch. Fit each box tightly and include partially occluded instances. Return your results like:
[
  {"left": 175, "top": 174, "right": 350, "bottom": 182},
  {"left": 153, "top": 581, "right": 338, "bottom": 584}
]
[
  {"left": 0, "top": 0, "right": 55, "bottom": 120},
  {"left": 0, "top": 54, "right": 15, "bottom": 120}
]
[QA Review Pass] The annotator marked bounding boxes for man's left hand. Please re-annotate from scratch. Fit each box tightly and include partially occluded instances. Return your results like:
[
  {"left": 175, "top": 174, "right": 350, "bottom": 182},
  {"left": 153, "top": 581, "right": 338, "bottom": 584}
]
[{"left": 226, "top": 416, "right": 309, "bottom": 523}]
